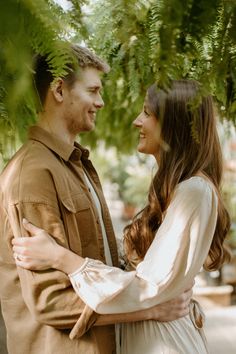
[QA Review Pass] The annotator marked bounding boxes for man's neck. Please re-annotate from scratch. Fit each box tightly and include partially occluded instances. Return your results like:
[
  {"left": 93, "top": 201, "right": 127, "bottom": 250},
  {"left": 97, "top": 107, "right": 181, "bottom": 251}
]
[{"left": 37, "top": 112, "right": 75, "bottom": 146}]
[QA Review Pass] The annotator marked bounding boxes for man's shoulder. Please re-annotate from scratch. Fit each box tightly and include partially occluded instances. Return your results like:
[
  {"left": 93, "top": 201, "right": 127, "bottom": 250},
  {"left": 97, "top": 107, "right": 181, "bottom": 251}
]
[
  {"left": 0, "top": 140, "right": 62, "bottom": 206},
  {"left": 2, "top": 139, "right": 60, "bottom": 176}
]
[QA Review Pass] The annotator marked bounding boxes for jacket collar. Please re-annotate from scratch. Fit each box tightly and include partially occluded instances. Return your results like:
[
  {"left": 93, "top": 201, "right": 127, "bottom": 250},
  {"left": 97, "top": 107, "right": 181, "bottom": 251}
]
[{"left": 28, "top": 125, "right": 90, "bottom": 162}]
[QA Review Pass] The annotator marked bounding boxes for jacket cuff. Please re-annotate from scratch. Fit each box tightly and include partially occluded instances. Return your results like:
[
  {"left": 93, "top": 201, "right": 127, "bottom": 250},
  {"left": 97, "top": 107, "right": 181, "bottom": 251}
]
[{"left": 69, "top": 304, "right": 99, "bottom": 339}]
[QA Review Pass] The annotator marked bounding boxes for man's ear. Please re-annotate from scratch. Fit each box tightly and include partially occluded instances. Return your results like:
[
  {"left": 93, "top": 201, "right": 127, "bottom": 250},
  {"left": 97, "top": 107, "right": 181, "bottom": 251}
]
[{"left": 50, "top": 78, "right": 64, "bottom": 103}]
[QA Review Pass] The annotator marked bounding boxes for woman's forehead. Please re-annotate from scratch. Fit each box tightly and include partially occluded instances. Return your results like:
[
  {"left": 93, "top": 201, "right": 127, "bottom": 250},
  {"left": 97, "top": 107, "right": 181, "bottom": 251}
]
[{"left": 144, "top": 95, "right": 151, "bottom": 108}]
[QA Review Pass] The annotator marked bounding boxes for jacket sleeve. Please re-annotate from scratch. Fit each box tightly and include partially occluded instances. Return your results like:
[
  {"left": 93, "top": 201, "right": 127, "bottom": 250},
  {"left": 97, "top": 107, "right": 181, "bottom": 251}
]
[{"left": 6, "top": 199, "right": 95, "bottom": 329}]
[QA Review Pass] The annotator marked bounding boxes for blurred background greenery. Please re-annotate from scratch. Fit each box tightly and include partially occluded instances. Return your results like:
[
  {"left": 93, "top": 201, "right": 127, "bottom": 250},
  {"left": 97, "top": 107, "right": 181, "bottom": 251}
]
[{"left": 1, "top": 0, "right": 236, "bottom": 155}]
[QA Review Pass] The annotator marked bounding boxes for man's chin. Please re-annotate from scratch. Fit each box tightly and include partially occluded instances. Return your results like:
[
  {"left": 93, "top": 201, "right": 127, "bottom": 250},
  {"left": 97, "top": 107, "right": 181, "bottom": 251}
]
[
  {"left": 79, "top": 123, "right": 96, "bottom": 133},
  {"left": 90, "top": 119, "right": 96, "bottom": 129},
  {"left": 86, "top": 122, "right": 95, "bottom": 132}
]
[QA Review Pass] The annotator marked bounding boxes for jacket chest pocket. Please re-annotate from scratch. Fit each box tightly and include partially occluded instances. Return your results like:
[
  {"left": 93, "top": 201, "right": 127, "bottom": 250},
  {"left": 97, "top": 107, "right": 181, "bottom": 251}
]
[{"left": 59, "top": 193, "right": 99, "bottom": 256}]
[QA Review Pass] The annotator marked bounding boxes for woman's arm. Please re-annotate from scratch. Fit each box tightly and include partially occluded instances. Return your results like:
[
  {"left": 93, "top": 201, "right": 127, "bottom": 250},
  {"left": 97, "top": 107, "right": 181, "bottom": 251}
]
[{"left": 66, "top": 177, "right": 218, "bottom": 314}]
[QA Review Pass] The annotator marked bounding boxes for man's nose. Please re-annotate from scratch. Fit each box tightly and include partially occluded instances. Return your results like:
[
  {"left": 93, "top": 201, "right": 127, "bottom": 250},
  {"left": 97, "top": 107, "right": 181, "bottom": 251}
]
[{"left": 95, "top": 94, "right": 104, "bottom": 109}]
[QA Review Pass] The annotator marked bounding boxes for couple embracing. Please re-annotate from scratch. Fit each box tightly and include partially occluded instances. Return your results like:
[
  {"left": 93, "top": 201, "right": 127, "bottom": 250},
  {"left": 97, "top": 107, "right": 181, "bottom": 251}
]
[{"left": 0, "top": 44, "right": 230, "bottom": 354}]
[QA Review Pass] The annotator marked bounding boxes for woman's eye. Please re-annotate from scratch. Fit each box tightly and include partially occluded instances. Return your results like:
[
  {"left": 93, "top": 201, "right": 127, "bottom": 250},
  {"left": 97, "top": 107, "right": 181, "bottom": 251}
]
[{"left": 144, "top": 110, "right": 149, "bottom": 116}]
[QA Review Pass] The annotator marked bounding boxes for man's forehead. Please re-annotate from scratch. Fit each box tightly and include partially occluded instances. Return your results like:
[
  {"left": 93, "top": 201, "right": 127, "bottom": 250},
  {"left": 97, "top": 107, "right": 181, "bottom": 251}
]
[{"left": 76, "top": 67, "right": 103, "bottom": 85}]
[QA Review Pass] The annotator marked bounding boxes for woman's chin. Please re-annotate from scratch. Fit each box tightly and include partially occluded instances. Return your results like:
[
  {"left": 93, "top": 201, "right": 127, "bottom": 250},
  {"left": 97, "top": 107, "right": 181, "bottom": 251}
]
[{"left": 137, "top": 145, "right": 147, "bottom": 154}]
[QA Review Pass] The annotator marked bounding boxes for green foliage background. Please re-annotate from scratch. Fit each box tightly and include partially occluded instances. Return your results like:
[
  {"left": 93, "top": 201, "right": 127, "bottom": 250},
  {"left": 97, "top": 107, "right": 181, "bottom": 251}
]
[{"left": 1, "top": 0, "right": 236, "bottom": 158}]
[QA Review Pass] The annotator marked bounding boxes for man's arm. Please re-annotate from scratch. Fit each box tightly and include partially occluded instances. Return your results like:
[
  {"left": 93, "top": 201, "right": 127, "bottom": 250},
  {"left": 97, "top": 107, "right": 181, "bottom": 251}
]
[
  {"left": 95, "top": 288, "right": 192, "bottom": 325},
  {"left": 69, "top": 290, "right": 192, "bottom": 339},
  {"left": 7, "top": 201, "right": 88, "bottom": 329}
]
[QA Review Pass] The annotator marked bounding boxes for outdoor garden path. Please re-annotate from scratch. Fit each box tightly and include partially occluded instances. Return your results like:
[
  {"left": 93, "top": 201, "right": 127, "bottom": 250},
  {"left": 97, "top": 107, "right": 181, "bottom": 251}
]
[{"left": 204, "top": 305, "right": 236, "bottom": 354}]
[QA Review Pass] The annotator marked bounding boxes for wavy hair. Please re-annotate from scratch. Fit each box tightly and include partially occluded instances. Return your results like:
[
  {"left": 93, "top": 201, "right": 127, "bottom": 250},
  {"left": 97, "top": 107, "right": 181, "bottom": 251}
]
[{"left": 124, "top": 80, "right": 231, "bottom": 271}]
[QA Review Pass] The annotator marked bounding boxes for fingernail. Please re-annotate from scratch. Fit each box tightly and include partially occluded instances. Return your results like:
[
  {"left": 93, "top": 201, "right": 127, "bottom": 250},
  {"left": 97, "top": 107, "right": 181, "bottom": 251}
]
[{"left": 23, "top": 218, "right": 28, "bottom": 223}]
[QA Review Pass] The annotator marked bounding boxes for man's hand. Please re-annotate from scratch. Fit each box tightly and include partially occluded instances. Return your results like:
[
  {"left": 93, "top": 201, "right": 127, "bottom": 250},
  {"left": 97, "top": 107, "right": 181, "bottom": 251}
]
[{"left": 148, "top": 287, "right": 193, "bottom": 322}]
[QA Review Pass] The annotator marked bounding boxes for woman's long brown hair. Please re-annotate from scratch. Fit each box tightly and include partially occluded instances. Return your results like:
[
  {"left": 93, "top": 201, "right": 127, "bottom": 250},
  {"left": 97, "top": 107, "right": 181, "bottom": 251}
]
[{"left": 124, "top": 80, "right": 231, "bottom": 271}]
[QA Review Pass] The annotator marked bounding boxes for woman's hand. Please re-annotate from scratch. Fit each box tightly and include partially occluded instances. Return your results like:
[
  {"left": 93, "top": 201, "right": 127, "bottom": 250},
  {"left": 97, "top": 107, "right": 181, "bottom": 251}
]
[
  {"left": 12, "top": 218, "right": 85, "bottom": 274},
  {"left": 148, "top": 287, "right": 192, "bottom": 322},
  {"left": 12, "top": 218, "right": 63, "bottom": 271}
]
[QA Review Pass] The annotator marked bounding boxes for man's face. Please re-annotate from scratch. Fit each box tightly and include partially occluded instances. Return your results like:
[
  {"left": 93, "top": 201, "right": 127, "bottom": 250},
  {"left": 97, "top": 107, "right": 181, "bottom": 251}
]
[{"left": 63, "top": 67, "right": 104, "bottom": 135}]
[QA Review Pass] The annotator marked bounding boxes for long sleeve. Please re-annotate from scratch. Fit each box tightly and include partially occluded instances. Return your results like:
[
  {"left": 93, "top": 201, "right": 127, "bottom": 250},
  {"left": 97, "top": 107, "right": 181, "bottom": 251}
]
[
  {"left": 69, "top": 177, "right": 218, "bottom": 314},
  {"left": 6, "top": 200, "right": 91, "bottom": 329},
  {"left": 1, "top": 158, "right": 90, "bottom": 329}
]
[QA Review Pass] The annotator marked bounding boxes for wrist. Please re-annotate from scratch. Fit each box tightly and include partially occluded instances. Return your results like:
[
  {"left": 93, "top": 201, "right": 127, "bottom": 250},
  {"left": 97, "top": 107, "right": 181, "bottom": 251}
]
[
  {"left": 53, "top": 245, "right": 67, "bottom": 271},
  {"left": 54, "top": 246, "right": 85, "bottom": 274},
  {"left": 129, "top": 307, "right": 153, "bottom": 322}
]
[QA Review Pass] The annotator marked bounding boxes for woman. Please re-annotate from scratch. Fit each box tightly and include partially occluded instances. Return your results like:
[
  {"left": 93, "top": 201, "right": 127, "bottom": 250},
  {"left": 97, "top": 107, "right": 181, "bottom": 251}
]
[{"left": 13, "top": 80, "right": 230, "bottom": 353}]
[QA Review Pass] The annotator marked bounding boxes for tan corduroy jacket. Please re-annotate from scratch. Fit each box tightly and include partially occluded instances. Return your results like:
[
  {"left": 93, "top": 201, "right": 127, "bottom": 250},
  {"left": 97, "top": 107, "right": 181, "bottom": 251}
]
[{"left": 0, "top": 126, "right": 119, "bottom": 354}]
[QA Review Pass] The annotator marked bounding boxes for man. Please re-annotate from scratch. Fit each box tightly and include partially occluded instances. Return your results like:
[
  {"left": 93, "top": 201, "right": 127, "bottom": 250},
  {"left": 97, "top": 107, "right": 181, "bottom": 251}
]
[{"left": 0, "top": 45, "right": 191, "bottom": 354}]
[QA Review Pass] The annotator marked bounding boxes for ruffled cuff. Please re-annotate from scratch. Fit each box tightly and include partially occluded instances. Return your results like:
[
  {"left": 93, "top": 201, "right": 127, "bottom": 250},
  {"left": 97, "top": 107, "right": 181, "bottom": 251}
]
[{"left": 68, "top": 258, "right": 135, "bottom": 312}]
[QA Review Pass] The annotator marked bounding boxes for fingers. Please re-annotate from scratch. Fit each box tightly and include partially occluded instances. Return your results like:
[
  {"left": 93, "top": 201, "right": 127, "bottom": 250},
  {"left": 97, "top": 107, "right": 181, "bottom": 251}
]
[
  {"left": 12, "top": 235, "right": 38, "bottom": 255},
  {"left": 183, "top": 279, "right": 195, "bottom": 292},
  {"left": 179, "top": 306, "right": 189, "bottom": 318},
  {"left": 12, "top": 243, "right": 28, "bottom": 255},
  {"left": 22, "top": 218, "right": 43, "bottom": 235},
  {"left": 13, "top": 250, "right": 45, "bottom": 271},
  {"left": 13, "top": 252, "right": 30, "bottom": 268},
  {"left": 14, "top": 254, "right": 37, "bottom": 270},
  {"left": 12, "top": 237, "right": 27, "bottom": 246},
  {"left": 13, "top": 252, "right": 28, "bottom": 262},
  {"left": 12, "top": 218, "right": 44, "bottom": 246},
  {"left": 183, "top": 288, "right": 193, "bottom": 301},
  {"left": 12, "top": 234, "right": 46, "bottom": 255},
  {"left": 12, "top": 243, "right": 31, "bottom": 263}
]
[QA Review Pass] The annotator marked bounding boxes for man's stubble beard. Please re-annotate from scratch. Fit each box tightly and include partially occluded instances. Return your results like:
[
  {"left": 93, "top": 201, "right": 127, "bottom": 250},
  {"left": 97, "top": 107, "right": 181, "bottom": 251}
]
[
  {"left": 66, "top": 116, "right": 94, "bottom": 136},
  {"left": 67, "top": 117, "right": 81, "bottom": 136}
]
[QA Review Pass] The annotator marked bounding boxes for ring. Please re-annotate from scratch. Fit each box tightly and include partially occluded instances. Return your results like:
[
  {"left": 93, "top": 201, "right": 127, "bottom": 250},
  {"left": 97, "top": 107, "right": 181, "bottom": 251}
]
[{"left": 14, "top": 253, "right": 22, "bottom": 261}]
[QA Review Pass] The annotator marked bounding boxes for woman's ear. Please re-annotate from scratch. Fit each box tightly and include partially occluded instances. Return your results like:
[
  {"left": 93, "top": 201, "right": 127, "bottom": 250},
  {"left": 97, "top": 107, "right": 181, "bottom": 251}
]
[{"left": 50, "top": 78, "right": 64, "bottom": 103}]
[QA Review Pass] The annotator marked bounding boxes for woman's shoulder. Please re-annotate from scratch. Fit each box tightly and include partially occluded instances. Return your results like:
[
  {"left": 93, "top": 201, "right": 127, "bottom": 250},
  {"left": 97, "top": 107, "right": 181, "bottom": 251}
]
[{"left": 176, "top": 175, "right": 217, "bottom": 202}]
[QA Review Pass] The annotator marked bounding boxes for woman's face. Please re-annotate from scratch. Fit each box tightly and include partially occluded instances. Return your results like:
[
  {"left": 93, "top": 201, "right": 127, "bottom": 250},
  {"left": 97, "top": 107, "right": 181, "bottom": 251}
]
[{"left": 133, "top": 97, "right": 161, "bottom": 159}]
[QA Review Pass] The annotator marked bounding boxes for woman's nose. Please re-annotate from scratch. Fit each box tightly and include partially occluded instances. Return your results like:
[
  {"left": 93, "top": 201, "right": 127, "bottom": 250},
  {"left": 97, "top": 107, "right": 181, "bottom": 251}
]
[{"left": 133, "top": 114, "right": 142, "bottom": 127}]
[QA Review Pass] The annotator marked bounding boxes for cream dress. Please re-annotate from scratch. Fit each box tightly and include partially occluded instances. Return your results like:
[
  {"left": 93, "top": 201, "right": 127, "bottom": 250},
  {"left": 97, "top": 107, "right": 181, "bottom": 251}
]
[{"left": 69, "top": 177, "right": 218, "bottom": 354}]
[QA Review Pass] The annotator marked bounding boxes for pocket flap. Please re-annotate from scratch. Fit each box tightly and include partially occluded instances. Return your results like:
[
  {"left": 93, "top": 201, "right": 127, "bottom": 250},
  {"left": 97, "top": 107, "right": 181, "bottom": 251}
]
[{"left": 60, "top": 193, "right": 90, "bottom": 213}]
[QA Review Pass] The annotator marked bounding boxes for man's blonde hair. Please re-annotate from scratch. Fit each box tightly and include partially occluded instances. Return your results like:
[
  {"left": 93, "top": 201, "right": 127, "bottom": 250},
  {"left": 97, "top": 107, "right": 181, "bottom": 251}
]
[{"left": 34, "top": 44, "right": 110, "bottom": 106}]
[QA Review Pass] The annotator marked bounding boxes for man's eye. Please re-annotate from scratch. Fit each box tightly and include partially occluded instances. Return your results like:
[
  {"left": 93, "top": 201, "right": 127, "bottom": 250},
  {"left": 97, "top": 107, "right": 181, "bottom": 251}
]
[{"left": 144, "top": 110, "right": 149, "bottom": 116}]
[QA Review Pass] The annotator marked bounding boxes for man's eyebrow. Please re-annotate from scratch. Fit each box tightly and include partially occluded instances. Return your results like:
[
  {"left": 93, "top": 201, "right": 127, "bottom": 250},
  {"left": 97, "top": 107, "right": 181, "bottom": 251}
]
[{"left": 87, "top": 85, "right": 102, "bottom": 90}]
